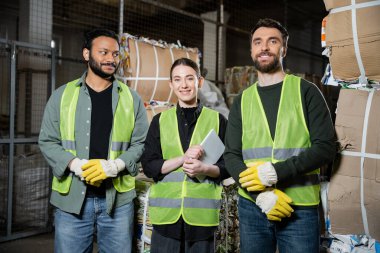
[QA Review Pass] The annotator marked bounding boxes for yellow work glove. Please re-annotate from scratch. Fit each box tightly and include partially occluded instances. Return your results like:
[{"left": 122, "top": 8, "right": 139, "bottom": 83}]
[
  {"left": 256, "top": 189, "right": 294, "bottom": 221},
  {"left": 82, "top": 159, "right": 125, "bottom": 185},
  {"left": 239, "top": 162, "right": 278, "bottom": 191}
]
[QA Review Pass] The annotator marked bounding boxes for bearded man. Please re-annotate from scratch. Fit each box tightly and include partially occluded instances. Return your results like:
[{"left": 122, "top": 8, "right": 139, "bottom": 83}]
[
  {"left": 224, "top": 18, "right": 336, "bottom": 253},
  {"left": 39, "top": 29, "right": 148, "bottom": 253}
]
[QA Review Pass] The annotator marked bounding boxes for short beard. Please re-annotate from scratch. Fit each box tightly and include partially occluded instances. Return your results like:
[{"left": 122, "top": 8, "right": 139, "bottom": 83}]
[
  {"left": 88, "top": 54, "right": 118, "bottom": 79},
  {"left": 253, "top": 55, "right": 282, "bottom": 73}
]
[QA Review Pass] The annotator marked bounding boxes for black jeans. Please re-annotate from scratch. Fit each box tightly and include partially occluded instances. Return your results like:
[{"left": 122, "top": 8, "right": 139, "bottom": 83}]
[{"left": 150, "top": 229, "right": 214, "bottom": 253}]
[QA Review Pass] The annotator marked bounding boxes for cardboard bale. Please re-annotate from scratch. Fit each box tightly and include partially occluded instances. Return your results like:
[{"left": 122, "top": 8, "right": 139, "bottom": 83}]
[
  {"left": 224, "top": 66, "right": 257, "bottom": 107},
  {"left": 224, "top": 66, "right": 257, "bottom": 95},
  {"left": 121, "top": 35, "right": 199, "bottom": 104},
  {"left": 323, "top": 0, "right": 374, "bottom": 11},
  {"left": 325, "top": 4, "right": 380, "bottom": 82},
  {"left": 330, "top": 89, "right": 380, "bottom": 240}
]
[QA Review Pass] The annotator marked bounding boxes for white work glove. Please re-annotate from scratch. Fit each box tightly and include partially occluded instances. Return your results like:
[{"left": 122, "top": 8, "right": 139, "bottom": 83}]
[
  {"left": 107, "top": 159, "right": 126, "bottom": 176},
  {"left": 256, "top": 189, "right": 294, "bottom": 221},
  {"left": 258, "top": 162, "right": 278, "bottom": 186},
  {"left": 82, "top": 159, "right": 126, "bottom": 184},
  {"left": 239, "top": 162, "right": 278, "bottom": 191},
  {"left": 69, "top": 158, "right": 89, "bottom": 179}
]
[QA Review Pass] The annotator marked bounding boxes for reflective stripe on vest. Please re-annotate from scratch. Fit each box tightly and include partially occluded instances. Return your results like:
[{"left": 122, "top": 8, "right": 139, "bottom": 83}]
[
  {"left": 52, "top": 79, "right": 135, "bottom": 194},
  {"left": 149, "top": 107, "right": 223, "bottom": 226},
  {"left": 149, "top": 197, "right": 222, "bottom": 209},
  {"left": 239, "top": 74, "right": 320, "bottom": 206},
  {"left": 242, "top": 147, "right": 308, "bottom": 161}
]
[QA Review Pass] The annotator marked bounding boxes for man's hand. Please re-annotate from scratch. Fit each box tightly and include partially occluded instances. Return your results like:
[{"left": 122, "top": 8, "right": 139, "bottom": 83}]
[
  {"left": 239, "top": 162, "right": 278, "bottom": 191},
  {"left": 184, "top": 145, "right": 204, "bottom": 160},
  {"left": 256, "top": 189, "right": 294, "bottom": 221},
  {"left": 69, "top": 158, "right": 89, "bottom": 179},
  {"left": 82, "top": 159, "right": 125, "bottom": 184}
]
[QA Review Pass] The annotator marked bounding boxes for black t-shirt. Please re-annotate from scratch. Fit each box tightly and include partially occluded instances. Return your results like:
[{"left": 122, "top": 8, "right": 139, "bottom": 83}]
[{"left": 86, "top": 83, "right": 113, "bottom": 196}]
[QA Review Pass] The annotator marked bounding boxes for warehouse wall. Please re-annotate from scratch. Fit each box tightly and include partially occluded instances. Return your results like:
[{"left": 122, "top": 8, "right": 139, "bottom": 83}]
[
  {"left": 54, "top": 28, "right": 86, "bottom": 87},
  {"left": 226, "top": 23, "right": 325, "bottom": 77},
  {"left": 287, "top": 24, "right": 325, "bottom": 76}
]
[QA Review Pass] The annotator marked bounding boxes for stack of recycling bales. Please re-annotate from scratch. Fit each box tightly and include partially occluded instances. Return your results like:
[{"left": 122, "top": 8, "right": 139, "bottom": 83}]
[
  {"left": 322, "top": 0, "right": 380, "bottom": 87},
  {"left": 321, "top": 1, "right": 380, "bottom": 251},
  {"left": 134, "top": 175, "right": 153, "bottom": 253}
]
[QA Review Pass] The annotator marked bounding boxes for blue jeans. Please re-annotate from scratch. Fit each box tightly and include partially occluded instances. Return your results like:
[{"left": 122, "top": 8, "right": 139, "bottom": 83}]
[
  {"left": 238, "top": 196, "right": 320, "bottom": 253},
  {"left": 54, "top": 197, "right": 134, "bottom": 253}
]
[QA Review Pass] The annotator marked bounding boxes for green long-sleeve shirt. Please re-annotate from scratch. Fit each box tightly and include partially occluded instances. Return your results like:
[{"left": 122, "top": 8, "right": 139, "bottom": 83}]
[
  {"left": 38, "top": 72, "right": 148, "bottom": 214},
  {"left": 224, "top": 78, "right": 336, "bottom": 188}
]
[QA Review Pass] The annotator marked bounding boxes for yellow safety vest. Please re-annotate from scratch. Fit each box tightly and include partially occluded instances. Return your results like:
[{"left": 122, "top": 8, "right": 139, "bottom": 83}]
[
  {"left": 149, "top": 107, "right": 223, "bottom": 226},
  {"left": 239, "top": 74, "right": 320, "bottom": 206},
  {"left": 52, "top": 79, "right": 135, "bottom": 194}
]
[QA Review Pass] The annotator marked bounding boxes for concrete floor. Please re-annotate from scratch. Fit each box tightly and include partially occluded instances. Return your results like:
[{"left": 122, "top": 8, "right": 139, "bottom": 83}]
[
  {"left": 0, "top": 232, "right": 98, "bottom": 253},
  {"left": 0, "top": 233, "right": 54, "bottom": 253},
  {"left": 0, "top": 233, "right": 329, "bottom": 253}
]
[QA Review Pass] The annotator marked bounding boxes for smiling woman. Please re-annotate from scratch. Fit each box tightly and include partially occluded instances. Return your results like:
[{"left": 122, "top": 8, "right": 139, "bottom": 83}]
[
  {"left": 169, "top": 58, "right": 203, "bottom": 108},
  {"left": 141, "top": 57, "right": 229, "bottom": 253}
]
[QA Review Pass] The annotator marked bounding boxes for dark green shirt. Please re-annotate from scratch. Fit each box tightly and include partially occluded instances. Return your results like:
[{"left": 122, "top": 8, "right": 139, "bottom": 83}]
[{"left": 224, "top": 78, "right": 336, "bottom": 186}]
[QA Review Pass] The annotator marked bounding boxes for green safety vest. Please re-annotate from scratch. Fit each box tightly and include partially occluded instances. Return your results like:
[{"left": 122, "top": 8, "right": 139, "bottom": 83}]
[
  {"left": 149, "top": 107, "right": 223, "bottom": 226},
  {"left": 52, "top": 79, "right": 136, "bottom": 194},
  {"left": 239, "top": 74, "right": 320, "bottom": 206}
]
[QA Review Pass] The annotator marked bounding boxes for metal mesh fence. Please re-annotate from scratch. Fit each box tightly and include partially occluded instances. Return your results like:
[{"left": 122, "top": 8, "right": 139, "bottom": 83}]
[
  {"left": 0, "top": 40, "right": 54, "bottom": 239},
  {"left": 52, "top": 0, "right": 219, "bottom": 83},
  {"left": 54, "top": 0, "right": 119, "bottom": 32},
  {"left": 0, "top": 44, "right": 52, "bottom": 140},
  {"left": 123, "top": 1, "right": 207, "bottom": 53},
  {"left": 0, "top": 144, "right": 52, "bottom": 235},
  {"left": 0, "top": 144, "right": 9, "bottom": 235},
  {"left": 11, "top": 145, "right": 51, "bottom": 233},
  {"left": 0, "top": 44, "right": 10, "bottom": 139},
  {"left": 15, "top": 47, "right": 51, "bottom": 138}
]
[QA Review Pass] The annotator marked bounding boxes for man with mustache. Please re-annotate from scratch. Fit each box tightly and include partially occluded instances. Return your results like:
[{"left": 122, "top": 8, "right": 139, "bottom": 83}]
[
  {"left": 224, "top": 19, "right": 335, "bottom": 253},
  {"left": 39, "top": 29, "right": 148, "bottom": 253}
]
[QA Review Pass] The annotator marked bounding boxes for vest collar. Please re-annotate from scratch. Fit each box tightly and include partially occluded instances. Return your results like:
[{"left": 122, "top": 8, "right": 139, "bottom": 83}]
[{"left": 176, "top": 100, "right": 203, "bottom": 117}]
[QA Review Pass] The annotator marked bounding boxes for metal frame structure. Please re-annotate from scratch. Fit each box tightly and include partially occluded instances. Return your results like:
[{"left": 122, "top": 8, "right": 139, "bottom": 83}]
[{"left": 0, "top": 38, "right": 56, "bottom": 242}]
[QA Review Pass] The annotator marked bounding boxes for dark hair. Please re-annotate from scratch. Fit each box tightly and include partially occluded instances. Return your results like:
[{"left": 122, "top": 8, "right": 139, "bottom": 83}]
[
  {"left": 82, "top": 29, "right": 119, "bottom": 50},
  {"left": 250, "top": 18, "right": 289, "bottom": 47},
  {"left": 170, "top": 58, "right": 200, "bottom": 80}
]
